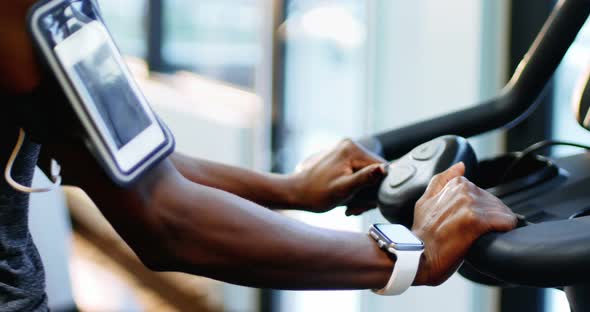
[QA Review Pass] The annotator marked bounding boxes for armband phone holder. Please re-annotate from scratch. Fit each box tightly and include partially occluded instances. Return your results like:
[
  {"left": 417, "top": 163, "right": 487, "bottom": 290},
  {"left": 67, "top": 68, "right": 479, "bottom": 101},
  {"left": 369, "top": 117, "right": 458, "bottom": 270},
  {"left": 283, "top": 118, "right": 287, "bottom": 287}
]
[{"left": 23, "top": 0, "right": 175, "bottom": 186}]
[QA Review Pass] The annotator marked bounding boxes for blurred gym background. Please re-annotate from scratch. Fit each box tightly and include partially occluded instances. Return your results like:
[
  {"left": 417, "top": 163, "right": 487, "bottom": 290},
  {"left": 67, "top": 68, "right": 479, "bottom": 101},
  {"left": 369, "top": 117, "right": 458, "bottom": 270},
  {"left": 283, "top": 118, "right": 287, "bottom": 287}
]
[{"left": 29, "top": 0, "right": 590, "bottom": 311}]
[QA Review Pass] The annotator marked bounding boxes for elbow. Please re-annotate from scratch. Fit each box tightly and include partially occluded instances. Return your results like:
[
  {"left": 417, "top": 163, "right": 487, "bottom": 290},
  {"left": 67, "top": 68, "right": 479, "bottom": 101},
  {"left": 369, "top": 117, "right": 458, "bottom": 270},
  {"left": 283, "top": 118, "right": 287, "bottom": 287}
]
[
  {"left": 131, "top": 214, "right": 233, "bottom": 276},
  {"left": 129, "top": 204, "right": 206, "bottom": 273},
  {"left": 129, "top": 223, "right": 183, "bottom": 272},
  {"left": 125, "top": 165, "right": 227, "bottom": 275},
  {"left": 133, "top": 237, "right": 218, "bottom": 276},
  {"left": 130, "top": 163, "right": 188, "bottom": 272},
  {"left": 135, "top": 247, "right": 176, "bottom": 272},
  {"left": 130, "top": 225, "right": 195, "bottom": 273}
]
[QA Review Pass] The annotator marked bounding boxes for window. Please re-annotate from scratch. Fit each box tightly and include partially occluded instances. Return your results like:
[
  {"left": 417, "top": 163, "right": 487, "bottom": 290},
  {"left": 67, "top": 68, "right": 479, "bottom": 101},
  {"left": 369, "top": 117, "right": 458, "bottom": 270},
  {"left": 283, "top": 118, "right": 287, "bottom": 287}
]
[
  {"left": 280, "top": 0, "right": 368, "bottom": 172},
  {"left": 278, "top": 1, "right": 368, "bottom": 312},
  {"left": 552, "top": 19, "right": 590, "bottom": 156},
  {"left": 100, "top": 0, "right": 265, "bottom": 89},
  {"left": 163, "top": 0, "right": 264, "bottom": 88}
]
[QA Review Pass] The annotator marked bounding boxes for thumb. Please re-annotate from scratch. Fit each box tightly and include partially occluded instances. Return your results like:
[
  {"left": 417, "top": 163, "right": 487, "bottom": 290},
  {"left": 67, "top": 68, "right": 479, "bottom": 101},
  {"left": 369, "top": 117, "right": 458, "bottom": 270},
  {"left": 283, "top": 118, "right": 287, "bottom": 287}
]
[
  {"left": 421, "top": 162, "right": 466, "bottom": 200},
  {"left": 337, "top": 163, "right": 386, "bottom": 197}
]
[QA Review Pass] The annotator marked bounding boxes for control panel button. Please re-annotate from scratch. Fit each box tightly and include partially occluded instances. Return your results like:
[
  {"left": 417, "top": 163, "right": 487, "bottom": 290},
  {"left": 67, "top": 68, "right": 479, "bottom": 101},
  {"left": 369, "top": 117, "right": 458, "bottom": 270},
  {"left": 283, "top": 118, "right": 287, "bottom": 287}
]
[
  {"left": 378, "top": 240, "right": 386, "bottom": 248},
  {"left": 411, "top": 140, "right": 443, "bottom": 161},
  {"left": 388, "top": 164, "right": 416, "bottom": 188}
]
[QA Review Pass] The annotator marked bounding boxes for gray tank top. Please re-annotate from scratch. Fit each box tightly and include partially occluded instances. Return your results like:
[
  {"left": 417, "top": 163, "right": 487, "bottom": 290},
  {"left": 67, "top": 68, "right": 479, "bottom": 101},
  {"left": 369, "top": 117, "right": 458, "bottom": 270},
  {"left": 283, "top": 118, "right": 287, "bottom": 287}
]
[{"left": 0, "top": 125, "right": 48, "bottom": 311}]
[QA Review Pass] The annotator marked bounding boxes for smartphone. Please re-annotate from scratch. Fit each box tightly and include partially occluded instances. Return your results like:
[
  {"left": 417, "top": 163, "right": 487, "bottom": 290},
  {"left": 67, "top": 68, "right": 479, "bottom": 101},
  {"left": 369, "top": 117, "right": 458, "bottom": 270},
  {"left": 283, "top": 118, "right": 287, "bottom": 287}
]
[{"left": 28, "top": 0, "right": 174, "bottom": 185}]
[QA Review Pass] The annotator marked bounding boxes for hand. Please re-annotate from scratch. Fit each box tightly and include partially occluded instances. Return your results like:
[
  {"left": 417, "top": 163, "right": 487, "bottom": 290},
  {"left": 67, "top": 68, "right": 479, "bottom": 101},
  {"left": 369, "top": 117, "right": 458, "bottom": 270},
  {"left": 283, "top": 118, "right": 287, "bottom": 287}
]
[
  {"left": 411, "top": 162, "right": 517, "bottom": 286},
  {"left": 292, "top": 139, "right": 387, "bottom": 214}
]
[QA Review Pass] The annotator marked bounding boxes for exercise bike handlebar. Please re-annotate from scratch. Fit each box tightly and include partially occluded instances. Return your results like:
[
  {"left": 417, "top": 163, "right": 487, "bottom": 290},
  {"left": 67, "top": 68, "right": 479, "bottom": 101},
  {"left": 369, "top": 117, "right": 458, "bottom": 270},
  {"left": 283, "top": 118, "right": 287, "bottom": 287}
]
[{"left": 362, "top": 0, "right": 590, "bottom": 160}]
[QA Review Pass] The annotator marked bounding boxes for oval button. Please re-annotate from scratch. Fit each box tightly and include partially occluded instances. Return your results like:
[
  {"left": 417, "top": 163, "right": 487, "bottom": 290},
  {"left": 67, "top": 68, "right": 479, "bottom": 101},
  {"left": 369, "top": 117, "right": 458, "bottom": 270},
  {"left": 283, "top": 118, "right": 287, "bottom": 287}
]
[
  {"left": 388, "top": 164, "right": 416, "bottom": 188},
  {"left": 411, "top": 140, "right": 443, "bottom": 161}
]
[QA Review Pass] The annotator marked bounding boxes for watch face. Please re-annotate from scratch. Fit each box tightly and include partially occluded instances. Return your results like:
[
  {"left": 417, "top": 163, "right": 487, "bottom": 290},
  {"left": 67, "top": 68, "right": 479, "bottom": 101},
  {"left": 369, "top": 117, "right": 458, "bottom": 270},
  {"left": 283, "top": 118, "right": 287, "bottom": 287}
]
[{"left": 374, "top": 224, "right": 424, "bottom": 251}]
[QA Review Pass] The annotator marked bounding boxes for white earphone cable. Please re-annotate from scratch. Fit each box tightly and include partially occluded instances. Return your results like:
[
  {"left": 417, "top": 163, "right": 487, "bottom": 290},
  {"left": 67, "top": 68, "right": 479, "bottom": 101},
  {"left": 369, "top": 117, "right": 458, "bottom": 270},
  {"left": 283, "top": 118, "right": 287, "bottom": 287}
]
[{"left": 4, "top": 129, "right": 62, "bottom": 193}]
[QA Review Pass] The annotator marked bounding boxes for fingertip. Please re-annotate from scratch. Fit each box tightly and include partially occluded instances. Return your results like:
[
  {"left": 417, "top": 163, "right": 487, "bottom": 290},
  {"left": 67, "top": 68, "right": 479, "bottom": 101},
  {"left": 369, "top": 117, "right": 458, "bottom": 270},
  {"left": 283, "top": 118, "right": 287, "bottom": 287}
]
[
  {"left": 491, "top": 212, "right": 520, "bottom": 231},
  {"left": 345, "top": 209, "right": 357, "bottom": 217},
  {"left": 367, "top": 164, "right": 386, "bottom": 183},
  {"left": 511, "top": 214, "right": 519, "bottom": 229},
  {"left": 453, "top": 161, "right": 466, "bottom": 173},
  {"left": 374, "top": 163, "right": 387, "bottom": 176},
  {"left": 443, "top": 162, "right": 466, "bottom": 179},
  {"left": 346, "top": 206, "right": 371, "bottom": 216}
]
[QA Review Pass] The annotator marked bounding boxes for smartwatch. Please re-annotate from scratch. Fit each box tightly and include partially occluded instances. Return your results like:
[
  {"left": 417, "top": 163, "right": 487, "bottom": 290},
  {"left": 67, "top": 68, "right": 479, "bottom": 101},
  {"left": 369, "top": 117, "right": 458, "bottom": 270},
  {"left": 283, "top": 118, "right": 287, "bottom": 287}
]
[{"left": 369, "top": 224, "right": 424, "bottom": 296}]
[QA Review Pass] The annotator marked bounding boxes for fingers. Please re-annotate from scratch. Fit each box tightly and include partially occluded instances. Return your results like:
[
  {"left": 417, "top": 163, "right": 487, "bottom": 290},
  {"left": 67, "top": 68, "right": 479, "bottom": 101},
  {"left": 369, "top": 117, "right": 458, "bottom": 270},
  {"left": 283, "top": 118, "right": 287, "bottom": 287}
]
[
  {"left": 337, "top": 139, "right": 387, "bottom": 170},
  {"left": 445, "top": 179, "right": 517, "bottom": 233},
  {"left": 335, "top": 163, "right": 386, "bottom": 199},
  {"left": 351, "top": 152, "right": 388, "bottom": 171},
  {"left": 345, "top": 187, "right": 379, "bottom": 216},
  {"left": 421, "top": 162, "right": 466, "bottom": 201},
  {"left": 345, "top": 205, "right": 374, "bottom": 216},
  {"left": 481, "top": 210, "right": 518, "bottom": 232},
  {"left": 442, "top": 177, "right": 517, "bottom": 232},
  {"left": 477, "top": 195, "right": 518, "bottom": 232},
  {"left": 295, "top": 151, "right": 329, "bottom": 173}
]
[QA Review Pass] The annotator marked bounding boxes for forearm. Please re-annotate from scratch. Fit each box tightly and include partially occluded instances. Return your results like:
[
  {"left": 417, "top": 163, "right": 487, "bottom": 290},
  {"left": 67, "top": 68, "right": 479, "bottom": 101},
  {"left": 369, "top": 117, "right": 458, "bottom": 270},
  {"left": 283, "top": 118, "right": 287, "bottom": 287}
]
[
  {"left": 70, "top": 157, "right": 393, "bottom": 290},
  {"left": 170, "top": 153, "right": 301, "bottom": 210},
  {"left": 149, "top": 174, "right": 392, "bottom": 289}
]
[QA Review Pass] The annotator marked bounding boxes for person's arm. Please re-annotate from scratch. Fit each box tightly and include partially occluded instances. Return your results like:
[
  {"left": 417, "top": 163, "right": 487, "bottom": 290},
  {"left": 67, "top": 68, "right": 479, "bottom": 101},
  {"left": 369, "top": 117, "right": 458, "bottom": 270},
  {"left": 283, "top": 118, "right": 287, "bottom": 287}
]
[
  {"left": 170, "top": 152, "right": 302, "bottom": 211},
  {"left": 49, "top": 143, "right": 516, "bottom": 289},
  {"left": 170, "top": 139, "right": 387, "bottom": 214},
  {"left": 55, "top": 145, "right": 392, "bottom": 289}
]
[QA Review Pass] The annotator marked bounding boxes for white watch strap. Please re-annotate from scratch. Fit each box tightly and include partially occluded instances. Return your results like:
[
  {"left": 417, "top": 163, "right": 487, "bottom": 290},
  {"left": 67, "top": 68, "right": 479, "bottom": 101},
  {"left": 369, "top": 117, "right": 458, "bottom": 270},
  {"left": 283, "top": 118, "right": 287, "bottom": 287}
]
[{"left": 373, "top": 248, "right": 423, "bottom": 296}]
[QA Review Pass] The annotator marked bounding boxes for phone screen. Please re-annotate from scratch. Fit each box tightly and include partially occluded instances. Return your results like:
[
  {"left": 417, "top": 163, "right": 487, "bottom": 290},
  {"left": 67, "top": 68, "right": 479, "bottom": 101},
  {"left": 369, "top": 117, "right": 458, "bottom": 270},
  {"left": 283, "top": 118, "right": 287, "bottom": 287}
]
[
  {"left": 53, "top": 20, "right": 166, "bottom": 172},
  {"left": 55, "top": 21, "right": 153, "bottom": 150},
  {"left": 70, "top": 41, "right": 152, "bottom": 149}
]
